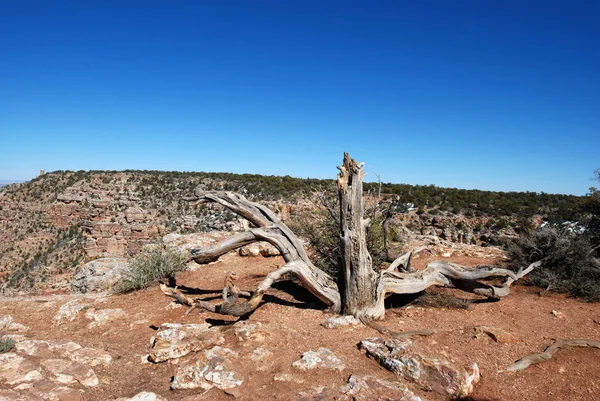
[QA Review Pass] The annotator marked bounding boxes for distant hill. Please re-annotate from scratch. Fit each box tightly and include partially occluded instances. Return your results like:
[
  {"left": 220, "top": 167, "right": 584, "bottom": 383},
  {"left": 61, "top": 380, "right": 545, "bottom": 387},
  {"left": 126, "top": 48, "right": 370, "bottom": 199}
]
[
  {"left": 0, "top": 169, "right": 585, "bottom": 294},
  {"left": 0, "top": 180, "right": 23, "bottom": 188}
]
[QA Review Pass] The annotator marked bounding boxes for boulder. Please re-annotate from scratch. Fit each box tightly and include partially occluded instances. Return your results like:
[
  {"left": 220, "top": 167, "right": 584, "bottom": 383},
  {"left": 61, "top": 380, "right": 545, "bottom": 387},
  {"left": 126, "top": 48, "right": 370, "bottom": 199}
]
[
  {"left": 359, "top": 337, "right": 479, "bottom": 397},
  {"left": 70, "top": 258, "right": 130, "bottom": 293}
]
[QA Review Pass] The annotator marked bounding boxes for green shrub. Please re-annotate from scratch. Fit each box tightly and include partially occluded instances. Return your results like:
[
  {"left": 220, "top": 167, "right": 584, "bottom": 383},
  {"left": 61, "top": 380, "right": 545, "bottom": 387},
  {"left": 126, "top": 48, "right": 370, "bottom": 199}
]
[
  {"left": 115, "top": 243, "right": 188, "bottom": 293},
  {"left": 508, "top": 228, "right": 600, "bottom": 301},
  {"left": 0, "top": 337, "right": 15, "bottom": 353}
]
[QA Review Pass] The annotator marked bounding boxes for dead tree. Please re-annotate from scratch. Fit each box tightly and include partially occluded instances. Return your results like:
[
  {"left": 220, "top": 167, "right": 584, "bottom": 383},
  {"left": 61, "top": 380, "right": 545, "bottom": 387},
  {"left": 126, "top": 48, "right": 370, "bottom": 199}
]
[{"left": 163, "top": 153, "right": 536, "bottom": 320}]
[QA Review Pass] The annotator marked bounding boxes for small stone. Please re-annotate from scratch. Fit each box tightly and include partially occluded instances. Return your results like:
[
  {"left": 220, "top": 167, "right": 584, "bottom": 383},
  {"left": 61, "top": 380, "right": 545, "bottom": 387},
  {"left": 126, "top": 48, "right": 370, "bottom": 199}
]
[
  {"left": 250, "top": 347, "right": 273, "bottom": 362},
  {"left": 233, "top": 321, "right": 265, "bottom": 342},
  {"left": 115, "top": 391, "right": 166, "bottom": 401},
  {"left": 474, "top": 326, "right": 519, "bottom": 344},
  {"left": 322, "top": 315, "right": 361, "bottom": 329},
  {"left": 292, "top": 348, "right": 345, "bottom": 371},
  {"left": 552, "top": 310, "right": 565, "bottom": 319}
]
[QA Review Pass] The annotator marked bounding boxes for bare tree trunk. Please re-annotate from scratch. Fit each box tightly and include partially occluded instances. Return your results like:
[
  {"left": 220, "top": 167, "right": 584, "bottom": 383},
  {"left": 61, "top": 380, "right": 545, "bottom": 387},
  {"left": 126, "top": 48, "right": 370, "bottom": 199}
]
[
  {"left": 164, "top": 152, "right": 538, "bottom": 321},
  {"left": 338, "top": 153, "right": 384, "bottom": 319}
]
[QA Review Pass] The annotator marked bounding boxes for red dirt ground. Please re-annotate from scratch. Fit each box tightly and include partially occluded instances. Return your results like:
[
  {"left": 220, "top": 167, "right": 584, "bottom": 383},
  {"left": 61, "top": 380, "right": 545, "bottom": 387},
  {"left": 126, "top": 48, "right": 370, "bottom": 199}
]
[{"left": 1, "top": 253, "right": 599, "bottom": 400}]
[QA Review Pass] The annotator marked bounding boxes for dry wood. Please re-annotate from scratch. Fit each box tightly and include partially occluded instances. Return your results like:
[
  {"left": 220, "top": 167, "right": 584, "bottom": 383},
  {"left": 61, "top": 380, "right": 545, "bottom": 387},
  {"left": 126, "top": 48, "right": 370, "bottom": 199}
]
[
  {"left": 165, "top": 153, "right": 538, "bottom": 320},
  {"left": 507, "top": 339, "right": 600, "bottom": 371}
]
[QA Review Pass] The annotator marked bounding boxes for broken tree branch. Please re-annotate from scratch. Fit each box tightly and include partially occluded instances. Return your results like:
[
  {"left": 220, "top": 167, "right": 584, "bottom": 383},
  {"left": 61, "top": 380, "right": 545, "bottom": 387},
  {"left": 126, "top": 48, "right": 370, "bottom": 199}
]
[{"left": 507, "top": 339, "right": 600, "bottom": 372}]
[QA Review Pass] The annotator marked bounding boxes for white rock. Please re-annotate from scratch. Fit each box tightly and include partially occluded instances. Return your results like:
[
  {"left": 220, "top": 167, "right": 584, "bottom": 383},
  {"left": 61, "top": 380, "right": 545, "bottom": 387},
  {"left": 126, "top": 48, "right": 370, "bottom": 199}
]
[
  {"left": 322, "top": 315, "right": 361, "bottom": 329},
  {"left": 0, "top": 315, "right": 30, "bottom": 333},
  {"left": 53, "top": 300, "right": 89, "bottom": 326},
  {"left": 292, "top": 348, "right": 345, "bottom": 371}
]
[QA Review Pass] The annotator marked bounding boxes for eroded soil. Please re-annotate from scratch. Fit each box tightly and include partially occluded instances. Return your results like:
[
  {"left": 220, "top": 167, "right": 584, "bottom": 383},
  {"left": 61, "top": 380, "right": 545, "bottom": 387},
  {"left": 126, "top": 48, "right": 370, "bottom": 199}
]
[{"left": 1, "top": 253, "right": 599, "bottom": 400}]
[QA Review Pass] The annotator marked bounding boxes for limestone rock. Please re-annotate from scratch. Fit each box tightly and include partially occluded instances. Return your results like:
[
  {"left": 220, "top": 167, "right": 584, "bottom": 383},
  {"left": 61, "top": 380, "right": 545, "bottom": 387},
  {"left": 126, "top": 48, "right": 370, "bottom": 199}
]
[
  {"left": 321, "top": 315, "right": 361, "bottom": 329},
  {"left": 162, "top": 233, "right": 221, "bottom": 253},
  {"left": 259, "top": 243, "right": 280, "bottom": 257},
  {"left": 171, "top": 347, "right": 243, "bottom": 391},
  {"left": 239, "top": 244, "right": 260, "bottom": 257},
  {"left": 53, "top": 300, "right": 89, "bottom": 325},
  {"left": 15, "top": 340, "right": 82, "bottom": 358},
  {"left": 249, "top": 347, "right": 273, "bottom": 362},
  {"left": 0, "top": 315, "right": 30, "bottom": 333},
  {"left": 41, "top": 359, "right": 99, "bottom": 387},
  {"left": 233, "top": 321, "right": 265, "bottom": 342},
  {"left": 70, "top": 258, "right": 130, "bottom": 293},
  {"left": 115, "top": 391, "right": 166, "bottom": 401},
  {"left": 16, "top": 380, "right": 84, "bottom": 401},
  {"left": 359, "top": 337, "right": 479, "bottom": 398},
  {"left": 125, "top": 207, "right": 145, "bottom": 223},
  {"left": 292, "top": 348, "right": 345, "bottom": 371},
  {"left": 341, "top": 374, "right": 424, "bottom": 401},
  {"left": 67, "top": 347, "right": 112, "bottom": 367},
  {"left": 84, "top": 308, "right": 126, "bottom": 328},
  {"left": 149, "top": 323, "right": 224, "bottom": 363},
  {"left": 0, "top": 353, "right": 43, "bottom": 385}
]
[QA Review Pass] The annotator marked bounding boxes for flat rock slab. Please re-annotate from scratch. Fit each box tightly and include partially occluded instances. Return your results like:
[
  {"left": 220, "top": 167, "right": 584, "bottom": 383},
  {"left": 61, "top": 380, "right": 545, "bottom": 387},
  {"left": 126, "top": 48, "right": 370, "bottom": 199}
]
[
  {"left": 359, "top": 337, "right": 479, "bottom": 398},
  {"left": 171, "top": 346, "right": 243, "bottom": 391},
  {"left": 0, "top": 353, "right": 43, "bottom": 386},
  {"left": 41, "top": 359, "right": 99, "bottom": 387},
  {"left": 15, "top": 379, "right": 84, "bottom": 401},
  {"left": 149, "top": 323, "right": 224, "bottom": 363},
  {"left": 341, "top": 374, "right": 424, "bottom": 401},
  {"left": 292, "top": 347, "right": 345, "bottom": 371},
  {"left": 321, "top": 315, "right": 361, "bottom": 329},
  {"left": 115, "top": 391, "right": 166, "bottom": 401},
  {"left": 53, "top": 300, "right": 90, "bottom": 326},
  {"left": 15, "top": 339, "right": 111, "bottom": 367},
  {"left": 0, "top": 315, "right": 30, "bottom": 333}
]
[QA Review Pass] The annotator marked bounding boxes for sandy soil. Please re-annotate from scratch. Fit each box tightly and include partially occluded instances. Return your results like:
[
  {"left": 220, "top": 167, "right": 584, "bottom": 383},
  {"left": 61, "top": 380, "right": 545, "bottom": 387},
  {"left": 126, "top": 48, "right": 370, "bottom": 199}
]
[{"left": 1, "top": 253, "right": 599, "bottom": 401}]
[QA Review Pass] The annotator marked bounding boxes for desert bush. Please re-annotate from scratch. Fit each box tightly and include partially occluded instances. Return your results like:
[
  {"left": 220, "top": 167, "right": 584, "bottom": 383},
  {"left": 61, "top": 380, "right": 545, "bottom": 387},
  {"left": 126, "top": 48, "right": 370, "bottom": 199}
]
[
  {"left": 508, "top": 227, "right": 600, "bottom": 301},
  {"left": 0, "top": 337, "right": 15, "bottom": 353},
  {"left": 115, "top": 243, "right": 188, "bottom": 293}
]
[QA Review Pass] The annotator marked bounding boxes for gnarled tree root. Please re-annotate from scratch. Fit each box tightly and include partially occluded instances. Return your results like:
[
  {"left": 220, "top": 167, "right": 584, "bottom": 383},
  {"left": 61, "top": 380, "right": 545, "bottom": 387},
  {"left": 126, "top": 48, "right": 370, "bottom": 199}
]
[{"left": 506, "top": 339, "right": 600, "bottom": 372}]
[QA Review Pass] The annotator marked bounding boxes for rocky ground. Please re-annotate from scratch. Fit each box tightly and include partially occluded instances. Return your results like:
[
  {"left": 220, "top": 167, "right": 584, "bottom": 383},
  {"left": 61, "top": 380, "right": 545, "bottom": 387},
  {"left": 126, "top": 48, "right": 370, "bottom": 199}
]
[{"left": 1, "top": 249, "right": 599, "bottom": 401}]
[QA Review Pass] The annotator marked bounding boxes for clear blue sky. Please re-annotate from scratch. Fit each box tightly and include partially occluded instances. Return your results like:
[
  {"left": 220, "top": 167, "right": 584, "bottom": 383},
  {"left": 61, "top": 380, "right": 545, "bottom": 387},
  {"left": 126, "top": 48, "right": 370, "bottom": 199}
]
[{"left": 1, "top": 0, "right": 598, "bottom": 195}]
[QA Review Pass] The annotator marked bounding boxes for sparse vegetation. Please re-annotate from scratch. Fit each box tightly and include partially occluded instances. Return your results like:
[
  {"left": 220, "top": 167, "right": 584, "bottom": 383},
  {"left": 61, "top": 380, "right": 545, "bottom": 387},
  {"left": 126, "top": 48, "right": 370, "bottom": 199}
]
[
  {"left": 114, "top": 242, "right": 188, "bottom": 293},
  {"left": 0, "top": 337, "right": 15, "bottom": 353},
  {"left": 509, "top": 227, "right": 600, "bottom": 301}
]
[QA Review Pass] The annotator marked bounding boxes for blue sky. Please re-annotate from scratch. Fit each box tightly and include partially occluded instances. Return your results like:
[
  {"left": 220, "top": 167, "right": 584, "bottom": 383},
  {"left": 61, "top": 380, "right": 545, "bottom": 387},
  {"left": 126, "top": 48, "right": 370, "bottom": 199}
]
[{"left": 1, "top": 1, "right": 598, "bottom": 195}]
